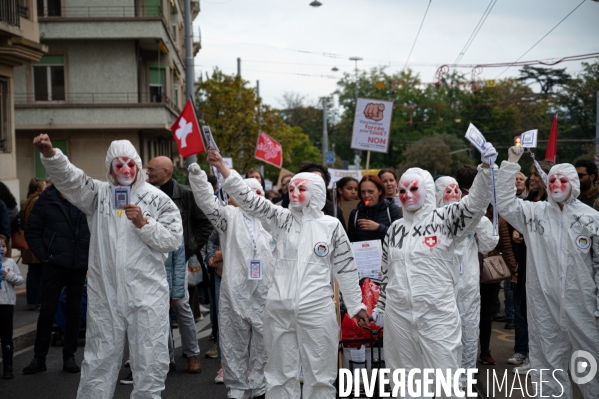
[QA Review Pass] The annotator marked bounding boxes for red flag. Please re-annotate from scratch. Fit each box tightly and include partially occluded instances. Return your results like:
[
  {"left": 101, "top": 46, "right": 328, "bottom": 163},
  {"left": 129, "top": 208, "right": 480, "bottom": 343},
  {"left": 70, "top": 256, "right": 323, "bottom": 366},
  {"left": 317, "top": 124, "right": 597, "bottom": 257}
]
[
  {"left": 254, "top": 131, "right": 283, "bottom": 168},
  {"left": 545, "top": 114, "right": 558, "bottom": 162},
  {"left": 170, "top": 100, "right": 205, "bottom": 158}
]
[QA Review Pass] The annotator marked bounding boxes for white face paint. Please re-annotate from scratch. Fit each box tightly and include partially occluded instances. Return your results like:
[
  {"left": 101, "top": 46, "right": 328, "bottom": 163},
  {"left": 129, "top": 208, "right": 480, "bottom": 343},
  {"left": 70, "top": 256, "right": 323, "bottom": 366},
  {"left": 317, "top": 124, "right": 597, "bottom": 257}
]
[
  {"left": 548, "top": 173, "right": 571, "bottom": 203},
  {"left": 111, "top": 157, "right": 137, "bottom": 186},
  {"left": 288, "top": 178, "right": 312, "bottom": 211},
  {"left": 443, "top": 183, "right": 460, "bottom": 205},
  {"left": 399, "top": 173, "right": 426, "bottom": 211}
]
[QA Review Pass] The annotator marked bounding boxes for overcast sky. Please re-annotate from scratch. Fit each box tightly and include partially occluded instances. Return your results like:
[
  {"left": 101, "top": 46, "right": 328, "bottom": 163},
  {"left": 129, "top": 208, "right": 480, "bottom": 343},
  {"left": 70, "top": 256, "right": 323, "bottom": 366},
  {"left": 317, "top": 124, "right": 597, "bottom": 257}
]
[{"left": 193, "top": 0, "right": 599, "bottom": 108}]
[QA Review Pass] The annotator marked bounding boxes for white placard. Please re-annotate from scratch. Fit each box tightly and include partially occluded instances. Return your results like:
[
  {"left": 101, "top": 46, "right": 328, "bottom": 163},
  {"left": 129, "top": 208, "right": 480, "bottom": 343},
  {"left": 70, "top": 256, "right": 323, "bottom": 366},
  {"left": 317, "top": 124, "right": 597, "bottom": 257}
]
[
  {"left": 264, "top": 180, "right": 273, "bottom": 191},
  {"left": 111, "top": 186, "right": 130, "bottom": 210},
  {"left": 351, "top": 240, "right": 382, "bottom": 280},
  {"left": 520, "top": 129, "right": 538, "bottom": 148},
  {"left": 327, "top": 168, "right": 363, "bottom": 189},
  {"left": 223, "top": 157, "right": 233, "bottom": 169},
  {"left": 351, "top": 98, "right": 394, "bottom": 153},
  {"left": 465, "top": 123, "right": 487, "bottom": 152}
]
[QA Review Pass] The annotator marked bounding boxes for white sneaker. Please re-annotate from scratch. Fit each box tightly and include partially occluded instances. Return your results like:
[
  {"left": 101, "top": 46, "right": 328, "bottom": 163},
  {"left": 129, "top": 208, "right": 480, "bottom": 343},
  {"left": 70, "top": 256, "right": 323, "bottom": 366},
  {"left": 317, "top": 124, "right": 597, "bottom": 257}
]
[
  {"left": 199, "top": 304, "right": 210, "bottom": 313},
  {"left": 508, "top": 353, "right": 527, "bottom": 365},
  {"left": 215, "top": 368, "right": 224, "bottom": 384},
  {"left": 513, "top": 357, "right": 531, "bottom": 374}
]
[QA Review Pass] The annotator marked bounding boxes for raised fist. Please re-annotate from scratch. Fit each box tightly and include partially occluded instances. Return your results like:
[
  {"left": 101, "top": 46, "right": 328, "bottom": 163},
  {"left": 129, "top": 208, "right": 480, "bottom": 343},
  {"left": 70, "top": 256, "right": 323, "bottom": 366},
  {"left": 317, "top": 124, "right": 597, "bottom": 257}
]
[
  {"left": 364, "top": 103, "right": 385, "bottom": 121},
  {"left": 33, "top": 134, "right": 56, "bottom": 158},
  {"left": 508, "top": 146, "right": 524, "bottom": 164}
]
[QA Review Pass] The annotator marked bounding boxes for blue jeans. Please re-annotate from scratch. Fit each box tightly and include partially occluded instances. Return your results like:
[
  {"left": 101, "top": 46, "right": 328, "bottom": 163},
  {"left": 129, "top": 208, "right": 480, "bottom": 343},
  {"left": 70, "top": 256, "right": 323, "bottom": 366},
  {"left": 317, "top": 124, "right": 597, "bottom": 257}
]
[
  {"left": 26, "top": 263, "right": 43, "bottom": 307},
  {"left": 512, "top": 282, "right": 529, "bottom": 355},
  {"left": 503, "top": 278, "right": 514, "bottom": 321}
]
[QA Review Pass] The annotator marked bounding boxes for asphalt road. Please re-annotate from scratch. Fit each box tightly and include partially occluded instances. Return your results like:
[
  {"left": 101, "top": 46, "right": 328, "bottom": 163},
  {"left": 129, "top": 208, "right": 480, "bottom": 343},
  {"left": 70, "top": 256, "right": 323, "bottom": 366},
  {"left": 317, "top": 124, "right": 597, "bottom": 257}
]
[{"left": 0, "top": 334, "right": 228, "bottom": 399}]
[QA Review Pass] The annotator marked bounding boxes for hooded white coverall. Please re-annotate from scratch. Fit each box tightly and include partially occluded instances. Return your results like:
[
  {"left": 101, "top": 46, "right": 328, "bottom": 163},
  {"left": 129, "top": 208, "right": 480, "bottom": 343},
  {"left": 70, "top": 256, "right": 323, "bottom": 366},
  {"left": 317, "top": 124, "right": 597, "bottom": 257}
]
[
  {"left": 40, "top": 141, "right": 183, "bottom": 399},
  {"left": 188, "top": 169, "right": 275, "bottom": 399},
  {"left": 374, "top": 166, "right": 492, "bottom": 398},
  {"left": 219, "top": 170, "right": 365, "bottom": 399},
  {"left": 434, "top": 176, "right": 497, "bottom": 374},
  {"left": 496, "top": 161, "right": 599, "bottom": 398}
]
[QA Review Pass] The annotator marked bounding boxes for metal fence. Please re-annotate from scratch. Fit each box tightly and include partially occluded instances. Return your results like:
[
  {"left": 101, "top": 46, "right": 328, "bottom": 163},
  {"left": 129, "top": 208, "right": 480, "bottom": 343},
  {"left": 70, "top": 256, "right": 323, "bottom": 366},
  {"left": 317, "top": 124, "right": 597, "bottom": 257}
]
[{"left": 0, "top": 0, "right": 21, "bottom": 27}]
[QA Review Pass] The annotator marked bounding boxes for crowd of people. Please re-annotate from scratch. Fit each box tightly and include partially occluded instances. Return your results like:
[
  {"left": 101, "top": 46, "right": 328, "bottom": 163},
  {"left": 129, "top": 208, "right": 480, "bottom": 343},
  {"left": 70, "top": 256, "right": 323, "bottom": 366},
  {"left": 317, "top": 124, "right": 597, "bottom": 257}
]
[{"left": 0, "top": 133, "right": 597, "bottom": 399}]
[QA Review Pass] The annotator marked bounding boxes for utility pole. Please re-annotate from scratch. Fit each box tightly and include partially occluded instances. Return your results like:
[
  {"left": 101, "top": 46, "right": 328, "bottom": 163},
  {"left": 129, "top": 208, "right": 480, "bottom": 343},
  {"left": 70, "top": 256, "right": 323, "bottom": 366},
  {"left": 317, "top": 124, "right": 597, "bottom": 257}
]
[
  {"left": 184, "top": 0, "right": 196, "bottom": 167},
  {"left": 237, "top": 57, "right": 241, "bottom": 76},
  {"left": 349, "top": 57, "right": 362, "bottom": 99},
  {"left": 322, "top": 98, "right": 328, "bottom": 164},
  {"left": 256, "top": 80, "right": 260, "bottom": 97},
  {"left": 596, "top": 91, "right": 599, "bottom": 166}
]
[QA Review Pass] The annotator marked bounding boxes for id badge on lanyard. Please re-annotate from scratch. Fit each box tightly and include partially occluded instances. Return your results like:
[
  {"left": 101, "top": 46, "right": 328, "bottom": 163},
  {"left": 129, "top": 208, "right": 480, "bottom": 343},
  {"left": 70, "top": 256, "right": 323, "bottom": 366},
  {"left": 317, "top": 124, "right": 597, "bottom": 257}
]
[{"left": 248, "top": 258, "right": 263, "bottom": 280}]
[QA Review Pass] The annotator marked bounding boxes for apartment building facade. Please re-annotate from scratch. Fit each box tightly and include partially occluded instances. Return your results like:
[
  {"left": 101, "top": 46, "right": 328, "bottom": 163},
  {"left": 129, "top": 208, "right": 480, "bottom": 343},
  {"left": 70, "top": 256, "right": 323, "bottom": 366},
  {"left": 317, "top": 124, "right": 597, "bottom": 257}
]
[
  {"left": 1, "top": 0, "right": 47, "bottom": 203},
  {"left": 13, "top": 0, "right": 200, "bottom": 199}
]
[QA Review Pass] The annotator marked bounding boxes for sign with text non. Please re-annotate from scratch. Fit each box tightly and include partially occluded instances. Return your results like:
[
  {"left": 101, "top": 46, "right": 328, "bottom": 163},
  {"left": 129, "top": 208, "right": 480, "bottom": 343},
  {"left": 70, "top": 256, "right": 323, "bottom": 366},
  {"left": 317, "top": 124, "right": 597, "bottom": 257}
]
[{"left": 351, "top": 98, "right": 394, "bottom": 153}]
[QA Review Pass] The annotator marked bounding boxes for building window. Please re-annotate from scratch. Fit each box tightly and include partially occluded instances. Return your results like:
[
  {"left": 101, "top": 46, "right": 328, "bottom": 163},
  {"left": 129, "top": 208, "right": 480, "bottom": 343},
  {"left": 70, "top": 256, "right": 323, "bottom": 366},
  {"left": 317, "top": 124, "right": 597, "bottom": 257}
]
[
  {"left": 35, "top": 139, "right": 67, "bottom": 178},
  {"left": 149, "top": 66, "right": 165, "bottom": 103},
  {"left": 37, "top": 0, "right": 61, "bottom": 17},
  {"left": 33, "top": 55, "right": 65, "bottom": 102},
  {"left": 171, "top": 24, "right": 177, "bottom": 45},
  {"left": 173, "top": 84, "right": 179, "bottom": 108},
  {"left": 0, "top": 78, "right": 11, "bottom": 153}
]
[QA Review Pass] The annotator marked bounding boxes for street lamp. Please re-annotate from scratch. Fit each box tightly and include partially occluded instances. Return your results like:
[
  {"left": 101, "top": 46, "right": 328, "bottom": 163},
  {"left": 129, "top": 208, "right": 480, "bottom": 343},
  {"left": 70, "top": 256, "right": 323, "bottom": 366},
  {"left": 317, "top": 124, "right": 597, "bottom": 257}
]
[
  {"left": 349, "top": 56, "right": 363, "bottom": 98},
  {"left": 309, "top": 1, "right": 322, "bottom": 6}
]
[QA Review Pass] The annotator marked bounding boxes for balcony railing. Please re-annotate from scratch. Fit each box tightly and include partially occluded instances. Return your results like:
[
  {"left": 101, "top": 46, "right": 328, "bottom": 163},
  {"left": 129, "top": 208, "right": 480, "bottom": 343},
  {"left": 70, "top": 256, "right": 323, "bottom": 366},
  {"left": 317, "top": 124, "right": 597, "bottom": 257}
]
[
  {"left": 14, "top": 92, "right": 180, "bottom": 113},
  {"left": 38, "top": 5, "right": 163, "bottom": 19},
  {"left": 1, "top": 0, "right": 21, "bottom": 27}
]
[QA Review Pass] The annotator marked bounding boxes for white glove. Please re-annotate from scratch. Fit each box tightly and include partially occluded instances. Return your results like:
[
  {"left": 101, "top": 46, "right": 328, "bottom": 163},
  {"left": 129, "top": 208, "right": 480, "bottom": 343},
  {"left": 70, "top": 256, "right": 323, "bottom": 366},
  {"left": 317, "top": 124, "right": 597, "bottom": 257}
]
[
  {"left": 188, "top": 163, "right": 202, "bottom": 176},
  {"left": 481, "top": 142, "right": 498, "bottom": 165},
  {"left": 508, "top": 146, "right": 524, "bottom": 163},
  {"left": 372, "top": 311, "right": 384, "bottom": 327}
]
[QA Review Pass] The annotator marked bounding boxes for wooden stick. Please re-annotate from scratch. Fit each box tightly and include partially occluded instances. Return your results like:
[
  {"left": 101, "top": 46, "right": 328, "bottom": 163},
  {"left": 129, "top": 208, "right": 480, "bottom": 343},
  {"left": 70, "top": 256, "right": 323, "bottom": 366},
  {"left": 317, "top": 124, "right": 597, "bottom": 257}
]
[{"left": 365, "top": 150, "right": 371, "bottom": 175}]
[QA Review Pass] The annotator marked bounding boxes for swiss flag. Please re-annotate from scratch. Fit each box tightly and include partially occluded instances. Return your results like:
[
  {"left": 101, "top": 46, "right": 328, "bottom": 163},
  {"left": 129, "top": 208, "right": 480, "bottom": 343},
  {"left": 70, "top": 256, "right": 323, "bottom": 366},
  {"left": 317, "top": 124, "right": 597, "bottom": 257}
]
[
  {"left": 424, "top": 235, "right": 437, "bottom": 248},
  {"left": 254, "top": 131, "right": 283, "bottom": 168},
  {"left": 170, "top": 100, "right": 205, "bottom": 158}
]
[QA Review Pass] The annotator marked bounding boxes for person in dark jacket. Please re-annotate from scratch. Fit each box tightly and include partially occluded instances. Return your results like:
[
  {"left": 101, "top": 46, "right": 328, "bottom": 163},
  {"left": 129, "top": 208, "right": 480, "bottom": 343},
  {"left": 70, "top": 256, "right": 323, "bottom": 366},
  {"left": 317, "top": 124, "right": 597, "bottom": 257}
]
[
  {"left": 22, "top": 185, "right": 90, "bottom": 374},
  {"left": 348, "top": 174, "right": 402, "bottom": 243}
]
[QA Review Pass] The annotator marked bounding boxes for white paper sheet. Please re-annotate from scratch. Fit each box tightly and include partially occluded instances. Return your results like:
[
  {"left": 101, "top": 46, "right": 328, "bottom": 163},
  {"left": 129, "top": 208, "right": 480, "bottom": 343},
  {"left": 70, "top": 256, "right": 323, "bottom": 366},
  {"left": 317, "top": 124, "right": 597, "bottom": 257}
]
[{"left": 351, "top": 240, "right": 382, "bottom": 280}]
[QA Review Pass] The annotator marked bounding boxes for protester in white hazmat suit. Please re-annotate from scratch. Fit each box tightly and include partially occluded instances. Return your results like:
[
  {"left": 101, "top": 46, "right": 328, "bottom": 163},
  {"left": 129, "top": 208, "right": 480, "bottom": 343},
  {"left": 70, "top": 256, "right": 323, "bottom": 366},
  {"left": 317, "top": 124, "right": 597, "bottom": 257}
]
[
  {"left": 32, "top": 134, "right": 183, "bottom": 399},
  {"left": 188, "top": 168, "right": 275, "bottom": 399},
  {"left": 434, "top": 176, "right": 498, "bottom": 376},
  {"left": 200, "top": 150, "right": 369, "bottom": 399},
  {"left": 372, "top": 143, "right": 496, "bottom": 398},
  {"left": 496, "top": 146, "right": 599, "bottom": 399}
]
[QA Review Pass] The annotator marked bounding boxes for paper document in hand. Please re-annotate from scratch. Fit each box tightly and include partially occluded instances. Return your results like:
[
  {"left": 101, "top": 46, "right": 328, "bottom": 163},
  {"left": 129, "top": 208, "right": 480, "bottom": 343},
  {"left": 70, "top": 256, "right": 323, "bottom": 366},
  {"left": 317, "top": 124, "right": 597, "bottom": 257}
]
[
  {"left": 202, "top": 126, "right": 220, "bottom": 152},
  {"left": 350, "top": 345, "right": 367, "bottom": 372},
  {"left": 520, "top": 129, "right": 538, "bottom": 148},
  {"left": 465, "top": 123, "right": 487, "bottom": 152},
  {"left": 351, "top": 240, "right": 382, "bottom": 281}
]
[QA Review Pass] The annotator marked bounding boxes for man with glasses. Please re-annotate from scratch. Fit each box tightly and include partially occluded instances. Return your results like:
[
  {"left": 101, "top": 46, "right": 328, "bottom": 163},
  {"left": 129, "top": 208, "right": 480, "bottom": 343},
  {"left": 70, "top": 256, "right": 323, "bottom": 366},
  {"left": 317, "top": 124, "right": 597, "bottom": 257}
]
[
  {"left": 575, "top": 160, "right": 599, "bottom": 207},
  {"left": 146, "top": 156, "right": 213, "bottom": 374}
]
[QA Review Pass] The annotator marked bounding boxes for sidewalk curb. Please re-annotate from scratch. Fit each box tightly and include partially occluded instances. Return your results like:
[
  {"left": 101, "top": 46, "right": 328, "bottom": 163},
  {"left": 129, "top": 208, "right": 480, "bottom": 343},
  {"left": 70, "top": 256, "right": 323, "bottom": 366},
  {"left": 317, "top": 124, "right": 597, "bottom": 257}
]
[{"left": 13, "top": 322, "right": 37, "bottom": 353}]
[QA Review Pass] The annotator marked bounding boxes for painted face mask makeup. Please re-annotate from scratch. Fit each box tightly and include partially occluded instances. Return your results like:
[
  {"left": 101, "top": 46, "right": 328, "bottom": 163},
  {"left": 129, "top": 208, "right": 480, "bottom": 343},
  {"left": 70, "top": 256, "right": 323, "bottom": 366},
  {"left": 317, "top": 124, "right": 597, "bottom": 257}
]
[
  {"left": 111, "top": 157, "right": 137, "bottom": 186},
  {"left": 548, "top": 173, "right": 571, "bottom": 203},
  {"left": 288, "top": 179, "right": 312, "bottom": 211},
  {"left": 443, "top": 183, "right": 460, "bottom": 205},
  {"left": 399, "top": 173, "right": 426, "bottom": 211}
]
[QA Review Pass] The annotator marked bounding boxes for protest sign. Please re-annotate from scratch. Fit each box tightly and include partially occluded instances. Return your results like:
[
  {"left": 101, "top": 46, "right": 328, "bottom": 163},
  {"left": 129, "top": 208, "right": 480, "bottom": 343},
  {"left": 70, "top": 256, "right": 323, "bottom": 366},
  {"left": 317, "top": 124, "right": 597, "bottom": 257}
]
[{"left": 351, "top": 98, "right": 394, "bottom": 154}]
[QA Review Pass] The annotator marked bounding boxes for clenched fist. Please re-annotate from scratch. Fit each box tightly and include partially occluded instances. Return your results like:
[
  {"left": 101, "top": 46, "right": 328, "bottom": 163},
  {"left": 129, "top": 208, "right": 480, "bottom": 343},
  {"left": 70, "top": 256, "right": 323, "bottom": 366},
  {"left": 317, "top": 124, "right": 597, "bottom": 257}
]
[
  {"left": 33, "top": 134, "right": 56, "bottom": 158},
  {"left": 508, "top": 146, "right": 524, "bottom": 164},
  {"left": 364, "top": 103, "right": 385, "bottom": 121}
]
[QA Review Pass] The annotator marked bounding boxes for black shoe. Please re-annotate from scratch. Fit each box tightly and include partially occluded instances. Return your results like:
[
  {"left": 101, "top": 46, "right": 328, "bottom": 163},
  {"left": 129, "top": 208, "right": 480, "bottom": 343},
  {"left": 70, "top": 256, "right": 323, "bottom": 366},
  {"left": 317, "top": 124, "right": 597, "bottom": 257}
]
[
  {"left": 3, "top": 368, "right": 14, "bottom": 379},
  {"left": 492, "top": 312, "right": 506, "bottom": 322},
  {"left": 252, "top": 395, "right": 265, "bottom": 399},
  {"left": 120, "top": 372, "right": 133, "bottom": 385},
  {"left": 63, "top": 357, "right": 81, "bottom": 373},
  {"left": 22, "top": 358, "right": 47, "bottom": 375},
  {"left": 504, "top": 320, "right": 515, "bottom": 329}
]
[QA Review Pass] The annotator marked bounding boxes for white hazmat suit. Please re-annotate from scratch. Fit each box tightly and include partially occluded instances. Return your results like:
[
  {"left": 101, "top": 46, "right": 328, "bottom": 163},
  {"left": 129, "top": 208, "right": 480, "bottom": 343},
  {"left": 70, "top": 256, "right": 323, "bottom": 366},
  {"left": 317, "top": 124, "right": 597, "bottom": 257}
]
[
  {"left": 188, "top": 168, "right": 275, "bottom": 399},
  {"left": 496, "top": 160, "right": 599, "bottom": 398},
  {"left": 374, "top": 166, "right": 492, "bottom": 398},
  {"left": 434, "top": 176, "right": 497, "bottom": 375},
  {"left": 40, "top": 141, "right": 183, "bottom": 399},
  {"left": 219, "top": 170, "right": 366, "bottom": 399}
]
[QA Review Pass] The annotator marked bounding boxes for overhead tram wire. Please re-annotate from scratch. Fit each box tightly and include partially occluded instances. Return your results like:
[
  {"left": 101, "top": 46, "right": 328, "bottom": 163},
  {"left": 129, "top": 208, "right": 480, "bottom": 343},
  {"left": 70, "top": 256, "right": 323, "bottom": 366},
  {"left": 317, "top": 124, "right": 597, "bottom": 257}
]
[
  {"left": 403, "top": 0, "right": 433, "bottom": 70},
  {"left": 451, "top": 0, "right": 497, "bottom": 67},
  {"left": 495, "top": 0, "right": 587, "bottom": 79}
]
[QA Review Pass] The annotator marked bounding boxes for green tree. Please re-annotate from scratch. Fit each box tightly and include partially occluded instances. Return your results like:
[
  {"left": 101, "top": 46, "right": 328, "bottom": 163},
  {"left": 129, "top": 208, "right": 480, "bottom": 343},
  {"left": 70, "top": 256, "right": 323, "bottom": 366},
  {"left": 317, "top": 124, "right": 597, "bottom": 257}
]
[{"left": 196, "top": 69, "right": 321, "bottom": 181}]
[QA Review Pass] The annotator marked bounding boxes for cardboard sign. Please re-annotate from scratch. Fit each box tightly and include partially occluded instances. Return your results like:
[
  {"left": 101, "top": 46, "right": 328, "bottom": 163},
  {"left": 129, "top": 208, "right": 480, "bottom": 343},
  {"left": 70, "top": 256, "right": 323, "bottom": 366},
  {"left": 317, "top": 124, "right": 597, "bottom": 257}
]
[
  {"left": 328, "top": 168, "right": 363, "bottom": 189},
  {"left": 351, "top": 98, "right": 394, "bottom": 153}
]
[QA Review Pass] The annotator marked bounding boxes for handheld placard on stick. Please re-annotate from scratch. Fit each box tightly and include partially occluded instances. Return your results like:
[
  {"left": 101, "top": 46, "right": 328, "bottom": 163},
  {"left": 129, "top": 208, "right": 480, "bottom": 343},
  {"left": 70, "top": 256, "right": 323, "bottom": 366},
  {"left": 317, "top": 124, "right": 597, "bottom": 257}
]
[
  {"left": 201, "top": 125, "right": 229, "bottom": 206},
  {"left": 464, "top": 124, "right": 498, "bottom": 236},
  {"left": 530, "top": 151, "right": 548, "bottom": 189}
]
